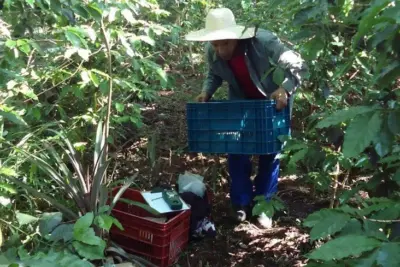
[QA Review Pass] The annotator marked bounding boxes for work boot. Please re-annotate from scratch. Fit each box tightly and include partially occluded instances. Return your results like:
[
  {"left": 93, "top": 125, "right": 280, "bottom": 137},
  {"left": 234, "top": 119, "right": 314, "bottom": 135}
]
[
  {"left": 256, "top": 212, "right": 273, "bottom": 229},
  {"left": 232, "top": 205, "right": 251, "bottom": 222}
]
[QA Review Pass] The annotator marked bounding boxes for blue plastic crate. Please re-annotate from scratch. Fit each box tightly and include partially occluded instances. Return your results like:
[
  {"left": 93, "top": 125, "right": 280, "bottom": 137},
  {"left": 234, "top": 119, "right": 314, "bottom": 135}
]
[{"left": 186, "top": 100, "right": 290, "bottom": 155}]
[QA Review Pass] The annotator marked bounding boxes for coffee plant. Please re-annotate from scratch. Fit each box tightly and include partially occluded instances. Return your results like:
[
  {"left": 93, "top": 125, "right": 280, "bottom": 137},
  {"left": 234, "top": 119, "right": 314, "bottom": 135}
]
[{"left": 243, "top": 0, "right": 400, "bottom": 265}]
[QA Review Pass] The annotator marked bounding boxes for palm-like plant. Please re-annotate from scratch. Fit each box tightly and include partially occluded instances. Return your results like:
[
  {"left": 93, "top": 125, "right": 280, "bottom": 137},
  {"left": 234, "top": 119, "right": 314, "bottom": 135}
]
[{"left": 6, "top": 122, "right": 135, "bottom": 220}]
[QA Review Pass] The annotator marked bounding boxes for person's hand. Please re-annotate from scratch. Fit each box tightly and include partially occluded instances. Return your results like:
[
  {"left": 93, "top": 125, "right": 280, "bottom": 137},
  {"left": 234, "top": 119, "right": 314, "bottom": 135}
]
[
  {"left": 270, "top": 87, "right": 288, "bottom": 110},
  {"left": 196, "top": 92, "right": 211, "bottom": 102}
]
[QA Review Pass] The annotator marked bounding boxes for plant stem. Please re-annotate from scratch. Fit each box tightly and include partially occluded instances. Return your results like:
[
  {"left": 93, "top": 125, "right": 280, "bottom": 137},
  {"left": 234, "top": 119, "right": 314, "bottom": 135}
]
[
  {"left": 100, "top": 19, "right": 113, "bottom": 158},
  {"left": 365, "top": 218, "right": 400, "bottom": 223},
  {"left": 0, "top": 218, "right": 50, "bottom": 246},
  {"left": 32, "top": 60, "right": 84, "bottom": 100},
  {"left": 330, "top": 147, "right": 341, "bottom": 209}
]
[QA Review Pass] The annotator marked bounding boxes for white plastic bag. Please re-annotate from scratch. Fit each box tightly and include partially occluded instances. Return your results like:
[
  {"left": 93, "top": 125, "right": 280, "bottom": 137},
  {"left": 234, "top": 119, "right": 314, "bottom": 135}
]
[{"left": 178, "top": 171, "right": 206, "bottom": 198}]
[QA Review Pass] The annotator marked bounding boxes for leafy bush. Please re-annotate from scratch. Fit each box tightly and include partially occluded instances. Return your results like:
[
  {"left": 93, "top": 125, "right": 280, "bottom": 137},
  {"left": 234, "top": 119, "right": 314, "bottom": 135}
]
[
  {"left": 1, "top": 210, "right": 122, "bottom": 266},
  {"left": 246, "top": 0, "right": 400, "bottom": 265}
]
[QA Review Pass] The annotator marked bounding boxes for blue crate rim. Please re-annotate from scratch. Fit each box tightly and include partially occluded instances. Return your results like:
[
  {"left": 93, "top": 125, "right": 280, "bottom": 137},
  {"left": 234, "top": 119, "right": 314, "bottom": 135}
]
[{"left": 186, "top": 99, "right": 279, "bottom": 105}]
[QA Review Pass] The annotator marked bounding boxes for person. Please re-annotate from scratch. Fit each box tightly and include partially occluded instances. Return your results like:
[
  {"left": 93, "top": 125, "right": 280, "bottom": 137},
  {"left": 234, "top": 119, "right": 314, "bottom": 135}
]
[{"left": 185, "top": 8, "right": 308, "bottom": 228}]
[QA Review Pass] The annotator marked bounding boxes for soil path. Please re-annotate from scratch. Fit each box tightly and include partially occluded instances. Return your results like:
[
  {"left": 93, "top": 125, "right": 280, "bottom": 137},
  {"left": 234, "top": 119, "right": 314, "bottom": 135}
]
[{"left": 115, "top": 76, "right": 324, "bottom": 267}]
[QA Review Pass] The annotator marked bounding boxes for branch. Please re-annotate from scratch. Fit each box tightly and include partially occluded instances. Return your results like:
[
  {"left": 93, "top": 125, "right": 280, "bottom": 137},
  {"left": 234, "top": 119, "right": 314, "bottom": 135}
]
[
  {"left": 365, "top": 218, "right": 400, "bottom": 223},
  {"left": 27, "top": 60, "right": 84, "bottom": 102}
]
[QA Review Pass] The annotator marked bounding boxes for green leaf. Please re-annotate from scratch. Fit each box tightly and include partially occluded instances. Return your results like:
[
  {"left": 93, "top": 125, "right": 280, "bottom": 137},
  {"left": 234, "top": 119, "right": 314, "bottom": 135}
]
[
  {"left": 304, "top": 209, "right": 334, "bottom": 228},
  {"left": 58, "top": 251, "right": 95, "bottom": 267},
  {"left": 16, "top": 39, "right": 30, "bottom": 55},
  {"left": 374, "top": 119, "right": 394, "bottom": 157},
  {"left": 83, "top": 27, "right": 96, "bottom": 43},
  {"left": 98, "top": 205, "right": 110, "bottom": 214},
  {"left": 73, "top": 212, "right": 94, "bottom": 239},
  {"left": 261, "top": 67, "right": 276, "bottom": 81},
  {"left": 377, "top": 242, "right": 400, "bottom": 267},
  {"left": 72, "top": 241, "right": 105, "bottom": 260},
  {"left": 90, "top": 69, "right": 109, "bottom": 79},
  {"left": 363, "top": 220, "right": 388, "bottom": 241},
  {"left": 252, "top": 199, "right": 274, "bottom": 217},
  {"left": 5, "top": 39, "right": 17, "bottom": 48},
  {"left": 139, "top": 35, "right": 155, "bottom": 46},
  {"left": 289, "top": 148, "right": 308, "bottom": 167},
  {"left": 0, "top": 254, "right": 13, "bottom": 265},
  {"left": 64, "top": 47, "right": 78, "bottom": 58},
  {"left": 272, "top": 198, "right": 285, "bottom": 211},
  {"left": 77, "top": 49, "right": 90, "bottom": 61},
  {"left": 0, "top": 167, "right": 17, "bottom": 177},
  {"left": 304, "top": 209, "right": 352, "bottom": 241},
  {"left": 115, "top": 103, "right": 124, "bottom": 112},
  {"left": 343, "top": 112, "right": 383, "bottom": 158},
  {"left": 306, "top": 261, "right": 345, "bottom": 267},
  {"left": 316, "top": 106, "right": 376, "bottom": 128},
  {"left": 39, "top": 212, "right": 63, "bottom": 236},
  {"left": 352, "top": 249, "right": 379, "bottom": 267},
  {"left": 94, "top": 214, "right": 114, "bottom": 231},
  {"left": 361, "top": 202, "right": 393, "bottom": 216},
  {"left": 50, "top": 0, "right": 62, "bottom": 13},
  {"left": 303, "top": 36, "right": 325, "bottom": 60},
  {"left": 108, "top": 7, "right": 118, "bottom": 22},
  {"left": 333, "top": 59, "right": 354, "bottom": 79},
  {"left": 48, "top": 224, "right": 73, "bottom": 242},
  {"left": 19, "top": 83, "right": 38, "bottom": 100},
  {"left": 121, "top": 9, "right": 136, "bottom": 23},
  {"left": 18, "top": 247, "right": 29, "bottom": 260},
  {"left": 65, "top": 30, "right": 82, "bottom": 47},
  {"left": 307, "top": 235, "right": 382, "bottom": 261},
  {"left": 86, "top": 4, "right": 103, "bottom": 22},
  {"left": 0, "top": 108, "right": 28, "bottom": 126},
  {"left": 80, "top": 70, "right": 91, "bottom": 84},
  {"left": 0, "top": 183, "right": 17, "bottom": 194},
  {"left": 388, "top": 110, "right": 400, "bottom": 135},
  {"left": 109, "top": 175, "right": 137, "bottom": 213},
  {"left": 393, "top": 169, "right": 400, "bottom": 186},
  {"left": 16, "top": 212, "right": 38, "bottom": 226},
  {"left": 273, "top": 67, "right": 285, "bottom": 86},
  {"left": 379, "top": 154, "right": 400, "bottom": 165},
  {"left": 72, "top": 5, "right": 90, "bottom": 19},
  {"left": 371, "top": 204, "right": 400, "bottom": 221},
  {"left": 112, "top": 218, "right": 124, "bottom": 231},
  {"left": 119, "top": 198, "right": 160, "bottom": 216},
  {"left": 8, "top": 176, "right": 77, "bottom": 220},
  {"left": 369, "top": 25, "right": 398, "bottom": 49},
  {"left": 89, "top": 71, "right": 100, "bottom": 87},
  {"left": 156, "top": 67, "right": 168, "bottom": 85},
  {"left": 342, "top": 0, "right": 354, "bottom": 17},
  {"left": 74, "top": 228, "right": 103, "bottom": 246},
  {"left": 338, "top": 219, "right": 363, "bottom": 236},
  {"left": 352, "top": 0, "right": 392, "bottom": 48},
  {"left": 375, "top": 62, "right": 400, "bottom": 87}
]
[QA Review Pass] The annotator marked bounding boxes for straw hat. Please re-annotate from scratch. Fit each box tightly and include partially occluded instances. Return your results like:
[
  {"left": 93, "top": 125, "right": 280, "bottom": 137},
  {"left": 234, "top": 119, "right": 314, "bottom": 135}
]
[{"left": 185, "top": 8, "right": 255, "bottom": 41}]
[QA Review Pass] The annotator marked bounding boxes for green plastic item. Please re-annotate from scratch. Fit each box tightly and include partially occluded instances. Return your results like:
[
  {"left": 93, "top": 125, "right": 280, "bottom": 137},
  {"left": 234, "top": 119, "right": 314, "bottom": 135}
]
[{"left": 162, "top": 190, "right": 182, "bottom": 210}]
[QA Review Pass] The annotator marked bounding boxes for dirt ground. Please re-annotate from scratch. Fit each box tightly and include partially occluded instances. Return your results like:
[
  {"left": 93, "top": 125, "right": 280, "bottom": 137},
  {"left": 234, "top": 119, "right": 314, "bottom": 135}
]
[{"left": 114, "top": 75, "right": 326, "bottom": 267}]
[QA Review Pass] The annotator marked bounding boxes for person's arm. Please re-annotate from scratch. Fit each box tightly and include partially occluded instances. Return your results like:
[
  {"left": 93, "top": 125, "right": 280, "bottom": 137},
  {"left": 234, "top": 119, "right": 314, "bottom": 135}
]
[
  {"left": 201, "top": 43, "right": 223, "bottom": 100},
  {"left": 261, "top": 31, "right": 309, "bottom": 95}
]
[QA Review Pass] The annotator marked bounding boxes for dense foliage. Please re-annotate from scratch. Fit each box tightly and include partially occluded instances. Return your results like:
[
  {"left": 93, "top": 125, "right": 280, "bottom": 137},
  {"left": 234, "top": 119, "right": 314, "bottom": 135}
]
[
  {"left": 251, "top": 0, "right": 400, "bottom": 265},
  {"left": 0, "top": 0, "right": 399, "bottom": 266}
]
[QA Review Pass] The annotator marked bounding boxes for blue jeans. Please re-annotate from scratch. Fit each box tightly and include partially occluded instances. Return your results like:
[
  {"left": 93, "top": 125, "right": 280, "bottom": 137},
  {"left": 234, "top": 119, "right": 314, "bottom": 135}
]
[{"left": 228, "top": 154, "right": 279, "bottom": 207}]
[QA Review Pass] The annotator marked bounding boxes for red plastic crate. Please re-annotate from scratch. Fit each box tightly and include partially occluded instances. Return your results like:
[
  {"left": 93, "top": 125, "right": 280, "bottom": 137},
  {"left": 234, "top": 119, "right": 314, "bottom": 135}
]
[{"left": 109, "top": 187, "right": 191, "bottom": 267}]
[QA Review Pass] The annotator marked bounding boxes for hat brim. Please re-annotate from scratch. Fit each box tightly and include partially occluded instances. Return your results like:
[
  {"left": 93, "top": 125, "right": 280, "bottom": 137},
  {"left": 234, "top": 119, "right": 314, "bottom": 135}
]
[{"left": 185, "top": 25, "right": 255, "bottom": 41}]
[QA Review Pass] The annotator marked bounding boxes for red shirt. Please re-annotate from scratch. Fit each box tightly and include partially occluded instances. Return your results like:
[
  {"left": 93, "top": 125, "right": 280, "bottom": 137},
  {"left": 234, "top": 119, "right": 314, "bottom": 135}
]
[{"left": 228, "top": 54, "right": 266, "bottom": 99}]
